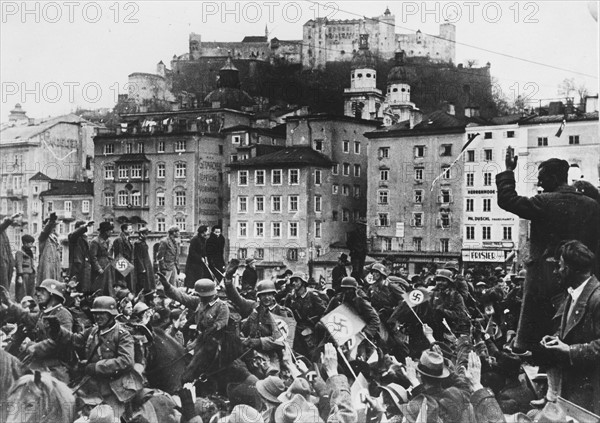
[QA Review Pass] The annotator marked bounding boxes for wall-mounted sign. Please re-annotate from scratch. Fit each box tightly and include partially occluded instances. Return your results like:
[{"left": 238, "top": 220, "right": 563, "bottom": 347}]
[{"left": 462, "top": 249, "right": 507, "bottom": 262}]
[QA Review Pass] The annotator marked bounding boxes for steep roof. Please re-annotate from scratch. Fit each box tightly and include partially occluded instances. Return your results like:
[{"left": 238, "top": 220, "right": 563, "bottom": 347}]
[
  {"left": 115, "top": 154, "right": 150, "bottom": 163},
  {"left": 29, "top": 172, "right": 52, "bottom": 181},
  {"left": 40, "top": 181, "right": 94, "bottom": 197},
  {"left": 365, "top": 110, "right": 465, "bottom": 138},
  {"left": 0, "top": 114, "right": 89, "bottom": 143},
  {"left": 228, "top": 146, "right": 334, "bottom": 168},
  {"left": 242, "top": 36, "right": 267, "bottom": 43}
]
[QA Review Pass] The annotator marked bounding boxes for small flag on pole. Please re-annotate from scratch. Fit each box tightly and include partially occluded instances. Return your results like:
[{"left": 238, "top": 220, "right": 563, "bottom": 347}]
[
  {"left": 431, "top": 133, "right": 480, "bottom": 191},
  {"left": 402, "top": 289, "right": 431, "bottom": 308},
  {"left": 555, "top": 118, "right": 566, "bottom": 137}
]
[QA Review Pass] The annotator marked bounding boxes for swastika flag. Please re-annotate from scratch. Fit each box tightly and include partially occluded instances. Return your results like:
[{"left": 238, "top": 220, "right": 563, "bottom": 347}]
[
  {"left": 113, "top": 256, "right": 134, "bottom": 277},
  {"left": 271, "top": 314, "right": 296, "bottom": 347},
  {"left": 402, "top": 289, "right": 431, "bottom": 308},
  {"left": 320, "top": 304, "right": 365, "bottom": 346}
]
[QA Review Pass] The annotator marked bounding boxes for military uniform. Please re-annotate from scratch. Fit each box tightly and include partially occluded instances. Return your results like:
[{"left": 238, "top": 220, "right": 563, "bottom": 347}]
[
  {"left": 284, "top": 288, "right": 325, "bottom": 357},
  {"left": 2, "top": 302, "right": 73, "bottom": 381},
  {"left": 367, "top": 279, "right": 405, "bottom": 314},
  {"left": 431, "top": 288, "right": 471, "bottom": 336}
]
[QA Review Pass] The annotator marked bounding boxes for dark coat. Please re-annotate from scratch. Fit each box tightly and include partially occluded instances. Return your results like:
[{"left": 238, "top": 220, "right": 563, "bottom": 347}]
[
  {"left": 554, "top": 275, "right": 600, "bottom": 414},
  {"left": 206, "top": 233, "right": 226, "bottom": 271},
  {"left": 241, "top": 267, "right": 258, "bottom": 291},
  {"left": 37, "top": 219, "right": 61, "bottom": 285},
  {"left": 133, "top": 240, "right": 154, "bottom": 293},
  {"left": 325, "top": 291, "right": 381, "bottom": 338},
  {"left": 496, "top": 171, "right": 600, "bottom": 347},
  {"left": 156, "top": 236, "right": 178, "bottom": 273},
  {"left": 68, "top": 225, "right": 91, "bottom": 292},
  {"left": 185, "top": 235, "right": 211, "bottom": 288},
  {"left": 15, "top": 248, "right": 36, "bottom": 300},
  {"left": 111, "top": 233, "right": 134, "bottom": 292},
  {"left": 0, "top": 218, "right": 14, "bottom": 290},
  {"left": 89, "top": 235, "right": 114, "bottom": 295},
  {"left": 331, "top": 264, "right": 347, "bottom": 292}
]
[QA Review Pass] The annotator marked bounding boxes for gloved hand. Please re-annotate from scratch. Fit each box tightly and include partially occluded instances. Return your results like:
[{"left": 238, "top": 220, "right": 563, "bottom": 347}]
[
  {"left": 25, "top": 344, "right": 38, "bottom": 359},
  {"left": 242, "top": 338, "right": 261, "bottom": 349},
  {"left": 43, "top": 316, "right": 61, "bottom": 339}
]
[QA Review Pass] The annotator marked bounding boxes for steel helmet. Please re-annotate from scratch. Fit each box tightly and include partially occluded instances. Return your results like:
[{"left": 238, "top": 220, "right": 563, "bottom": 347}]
[
  {"left": 340, "top": 276, "right": 358, "bottom": 289},
  {"left": 91, "top": 296, "right": 119, "bottom": 316},
  {"left": 36, "top": 279, "right": 66, "bottom": 303},
  {"left": 132, "top": 301, "right": 150, "bottom": 315},
  {"left": 514, "top": 269, "right": 527, "bottom": 280},
  {"left": 434, "top": 269, "right": 454, "bottom": 283},
  {"left": 256, "top": 280, "right": 277, "bottom": 295},
  {"left": 290, "top": 272, "right": 308, "bottom": 283},
  {"left": 371, "top": 263, "right": 389, "bottom": 277},
  {"left": 194, "top": 279, "right": 217, "bottom": 297},
  {"left": 443, "top": 261, "right": 459, "bottom": 272}
]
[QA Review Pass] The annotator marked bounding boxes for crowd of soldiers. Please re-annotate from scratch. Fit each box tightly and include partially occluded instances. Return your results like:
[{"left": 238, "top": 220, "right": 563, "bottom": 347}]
[{"left": 0, "top": 155, "right": 599, "bottom": 422}]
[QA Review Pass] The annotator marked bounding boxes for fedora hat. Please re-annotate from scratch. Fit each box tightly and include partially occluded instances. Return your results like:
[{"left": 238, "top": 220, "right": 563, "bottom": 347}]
[
  {"left": 537, "top": 402, "right": 567, "bottom": 423},
  {"left": 255, "top": 376, "right": 285, "bottom": 404},
  {"left": 245, "top": 257, "right": 258, "bottom": 265},
  {"left": 277, "top": 377, "right": 318, "bottom": 404},
  {"left": 416, "top": 350, "right": 450, "bottom": 379},
  {"left": 98, "top": 221, "right": 114, "bottom": 232},
  {"left": 225, "top": 404, "right": 264, "bottom": 423},
  {"left": 379, "top": 383, "right": 408, "bottom": 411},
  {"left": 274, "top": 394, "right": 323, "bottom": 423}
]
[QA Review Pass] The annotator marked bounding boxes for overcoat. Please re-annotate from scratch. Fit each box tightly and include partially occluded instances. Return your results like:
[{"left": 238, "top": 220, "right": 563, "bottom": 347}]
[
  {"left": 0, "top": 218, "right": 14, "bottom": 290},
  {"left": 68, "top": 225, "right": 91, "bottom": 291},
  {"left": 36, "top": 220, "right": 62, "bottom": 285}
]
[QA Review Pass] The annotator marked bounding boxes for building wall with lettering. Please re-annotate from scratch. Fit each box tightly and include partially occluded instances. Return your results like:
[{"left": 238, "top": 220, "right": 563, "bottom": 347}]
[{"left": 463, "top": 124, "right": 527, "bottom": 258}]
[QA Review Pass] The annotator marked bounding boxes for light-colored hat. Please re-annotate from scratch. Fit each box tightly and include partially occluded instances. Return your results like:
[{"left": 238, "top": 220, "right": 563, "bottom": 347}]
[
  {"left": 416, "top": 350, "right": 450, "bottom": 379},
  {"left": 379, "top": 383, "right": 408, "bottom": 411},
  {"left": 88, "top": 405, "right": 115, "bottom": 423},
  {"left": 255, "top": 375, "right": 285, "bottom": 404},
  {"left": 274, "top": 394, "right": 323, "bottom": 423},
  {"left": 226, "top": 404, "right": 264, "bottom": 423},
  {"left": 276, "top": 377, "right": 318, "bottom": 404}
]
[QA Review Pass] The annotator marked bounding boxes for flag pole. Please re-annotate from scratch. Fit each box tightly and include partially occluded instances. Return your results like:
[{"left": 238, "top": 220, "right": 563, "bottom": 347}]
[
  {"left": 408, "top": 306, "right": 425, "bottom": 326},
  {"left": 336, "top": 345, "right": 358, "bottom": 379},
  {"left": 430, "top": 133, "right": 480, "bottom": 191}
]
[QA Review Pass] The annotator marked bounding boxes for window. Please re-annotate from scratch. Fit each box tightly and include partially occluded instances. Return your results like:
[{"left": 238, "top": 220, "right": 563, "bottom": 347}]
[
  {"left": 466, "top": 173, "right": 474, "bottom": 186},
  {"left": 353, "top": 164, "right": 361, "bottom": 177},
  {"left": 255, "top": 222, "right": 264, "bottom": 238},
  {"left": 315, "top": 221, "right": 322, "bottom": 238},
  {"left": 482, "top": 226, "right": 491, "bottom": 240},
  {"left": 175, "top": 140, "right": 186, "bottom": 152},
  {"left": 104, "top": 164, "right": 114, "bottom": 180},
  {"left": 537, "top": 137, "right": 548, "bottom": 146},
  {"left": 412, "top": 212, "right": 423, "bottom": 227},
  {"left": 342, "top": 209, "right": 350, "bottom": 222},
  {"left": 117, "top": 191, "right": 128, "bottom": 206},
  {"left": 569, "top": 135, "right": 580, "bottom": 145},
  {"left": 255, "top": 170, "right": 265, "bottom": 185},
  {"left": 314, "top": 195, "right": 322, "bottom": 212},
  {"left": 255, "top": 248, "right": 264, "bottom": 260},
  {"left": 230, "top": 154, "right": 238, "bottom": 163},
  {"left": 414, "top": 189, "right": 423, "bottom": 203},
  {"left": 238, "top": 196, "right": 248, "bottom": 213},
  {"left": 484, "top": 132, "right": 492, "bottom": 139},
  {"left": 232, "top": 135, "right": 241, "bottom": 144},
  {"left": 238, "top": 222, "right": 247, "bottom": 238},
  {"left": 175, "top": 163, "right": 186, "bottom": 179},
  {"left": 125, "top": 143, "right": 133, "bottom": 154},
  {"left": 413, "top": 238, "right": 422, "bottom": 251},
  {"left": 466, "top": 198, "right": 474, "bottom": 212},
  {"left": 441, "top": 145, "right": 452, "bottom": 156},
  {"left": 118, "top": 165, "right": 128, "bottom": 179},
  {"left": 379, "top": 147, "right": 390, "bottom": 158},
  {"left": 441, "top": 165, "right": 451, "bottom": 179},
  {"left": 483, "top": 198, "right": 492, "bottom": 212},
  {"left": 467, "top": 150, "right": 475, "bottom": 162},
  {"left": 503, "top": 226, "right": 512, "bottom": 240},
  {"left": 289, "top": 195, "right": 299, "bottom": 212},
  {"left": 154, "top": 163, "right": 165, "bottom": 179},
  {"left": 415, "top": 146, "right": 425, "bottom": 158},
  {"left": 343, "top": 140, "right": 349, "bottom": 153},
  {"left": 382, "top": 238, "right": 392, "bottom": 251},
  {"left": 154, "top": 217, "right": 165, "bottom": 232},
  {"left": 239, "top": 171, "right": 248, "bottom": 186},
  {"left": 466, "top": 226, "right": 475, "bottom": 240},
  {"left": 175, "top": 191, "right": 186, "bottom": 207},
  {"left": 507, "top": 131, "right": 515, "bottom": 138},
  {"left": 314, "top": 170, "right": 321, "bottom": 185},
  {"left": 287, "top": 248, "right": 299, "bottom": 261},
  {"left": 272, "top": 169, "right": 282, "bottom": 185},
  {"left": 272, "top": 196, "right": 282, "bottom": 212},
  {"left": 272, "top": 222, "right": 281, "bottom": 238},
  {"left": 289, "top": 169, "right": 299, "bottom": 185},
  {"left": 64, "top": 201, "right": 72, "bottom": 213},
  {"left": 157, "top": 192, "right": 165, "bottom": 207},
  {"left": 378, "top": 213, "right": 390, "bottom": 226},
  {"left": 354, "top": 142, "right": 360, "bottom": 154},
  {"left": 314, "top": 139, "right": 323, "bottom": 151},
  {"left": 332, "top": 184, "right": 339, "bottom": 194},
  {"left": 255, "top": 196, "right": 264, "bottom": 212},
  {"left": 238, "top": 248, "right": 248, "bottom": 259},
  {"left": 484, "top": 172, "right": 492, "bottom": 186},
  {"left": 218, "top": 145, "right": 224, "bottom": 155},
  {"left": 440, "top": 239, "right": 449, "bottom": 253},
  {"left": 104, "top": 193, "right": 114, "bottom": 207},
  {"left": 378, "top": 190, "right": 389, "bottom": 204},
  {"left": 484, "top": 149, "right": 493, "bottom": 161},
  {"left": 342, "top": 185, "right": 350, "bottom": 196},
  {"left": 380, "top": 169, "right": 389, "bottom": 181},
  {"left": 440, "top": 189, "right": 451, "bottom": 203},
  {"left": 82, "top": 200, "right": 90, "bottom": 213},
  {"left": 353, "top": 185, "right": 360, "bottom": 198},
  {"left": 332, "top": 211, "right": 339, "bottom": 221},
  {"left": 289, "top": 222, "right": 298, "bottom": 238},
  {"left": 131, "top": 164, "right": 142, "bottom": 179},
  {"left": 415, "top": 167, "right": 424, "bottom": 181},
  {"left": 157, "top": 141, "right": 165, "bottom": 153},
  {"left": 332, "top": 164, "right": 339, "bottom": 175},
  {"left": 131, "top": 191, "right": 141, "bottom": 206},
  {"left": 103, "top": 143, "right": 115, "bottom": 155},
  {"left": 440, "top": 213, "right": 450, "bottom": 227},
  {"left": 343, "top": 163, "right": 350, "bottom": 176}
]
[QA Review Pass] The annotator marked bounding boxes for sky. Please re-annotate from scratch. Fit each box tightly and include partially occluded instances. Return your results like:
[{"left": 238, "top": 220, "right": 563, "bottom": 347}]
[{"left": 1, "top": 1, "right": 598, "bottom": 121}]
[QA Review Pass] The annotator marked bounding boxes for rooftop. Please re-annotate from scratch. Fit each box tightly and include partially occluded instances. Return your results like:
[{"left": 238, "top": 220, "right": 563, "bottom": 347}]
[
  {"left": 228, "top": 146, "right": 334, "bottom": 168},
  {"left": 518, "top": 111, "right": 598, "bottom": 125},
  {"left": 365, "top": 110, "right": 465, "bottom": 138},
  {"left": 40, "top": 181, "right": 94, "bottom": 197},
  {"left": 0, "top": 114, "right": 90, "bottom": 144}
]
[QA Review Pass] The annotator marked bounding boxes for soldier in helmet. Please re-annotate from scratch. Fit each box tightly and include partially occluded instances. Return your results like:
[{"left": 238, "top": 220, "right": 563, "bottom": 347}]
[
  {"left": 367, "top": 263, "right": 406, "bottom": 322},
  {"left": 431, "top": 269, "right": 471, "bottom": 337},
  {"left": 44, "top": 296, "right": 141, "bottom": 419},
  {"left": 0, "top": 279, "right": 73, "bottom": 383}
]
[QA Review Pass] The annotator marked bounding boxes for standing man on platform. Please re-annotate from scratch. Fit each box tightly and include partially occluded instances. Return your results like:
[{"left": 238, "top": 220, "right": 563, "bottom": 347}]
[{"left": 207, "top": 225, "right": 226, "bottom": 281}]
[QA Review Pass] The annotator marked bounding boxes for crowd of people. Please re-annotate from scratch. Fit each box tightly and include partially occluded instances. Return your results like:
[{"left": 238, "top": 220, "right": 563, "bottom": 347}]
[{"left": 0, "top": 155, "right": 599, "bottom": 423}]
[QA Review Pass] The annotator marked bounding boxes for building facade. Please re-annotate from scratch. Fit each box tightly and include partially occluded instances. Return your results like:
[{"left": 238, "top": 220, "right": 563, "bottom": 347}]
[{"left": 365, "top": 110, "right": 465, "bottom": 274}]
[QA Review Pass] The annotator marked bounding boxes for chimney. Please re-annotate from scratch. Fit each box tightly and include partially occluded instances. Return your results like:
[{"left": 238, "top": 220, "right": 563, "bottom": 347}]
[
  {"left": 447, "top": 102, "right": 455, "bottom": 115},
  {"left": 585, "top": 95, "right": 598, "bottom": 113},
  {"left": 464, "top": 105, "right": 480, "bottom": 118},
  {"left": 548, "top": 101, "right": 564, "bottom": 115}
]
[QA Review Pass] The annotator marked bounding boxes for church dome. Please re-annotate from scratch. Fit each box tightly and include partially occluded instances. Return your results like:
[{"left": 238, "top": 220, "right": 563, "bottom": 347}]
[
  {"left": 204, "top": 88, "right": 255, "bottom": 110},
  {"left": 351, "top": 48, "right": 376, "bottom": 70},
  {"left": 387, "top": 51, "right": 408, "bottom": 84}
]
